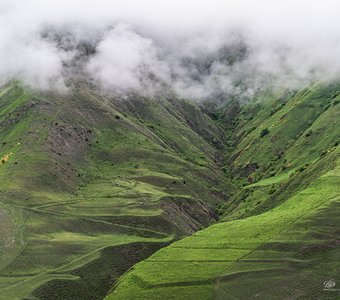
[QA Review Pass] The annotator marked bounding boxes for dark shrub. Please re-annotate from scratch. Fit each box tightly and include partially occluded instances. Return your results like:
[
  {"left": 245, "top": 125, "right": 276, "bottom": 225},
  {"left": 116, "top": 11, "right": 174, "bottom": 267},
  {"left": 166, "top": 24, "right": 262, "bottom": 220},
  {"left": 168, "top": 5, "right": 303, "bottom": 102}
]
[{"left": 260, "top": 128, "right": 270, "bottom": 137}]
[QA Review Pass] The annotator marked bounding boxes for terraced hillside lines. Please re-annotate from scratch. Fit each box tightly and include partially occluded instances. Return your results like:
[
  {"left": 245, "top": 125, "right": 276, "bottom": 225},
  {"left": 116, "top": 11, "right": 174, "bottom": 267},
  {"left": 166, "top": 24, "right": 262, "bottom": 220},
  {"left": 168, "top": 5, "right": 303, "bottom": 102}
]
[
  {"left": 108, "top": 83, "right": 340, "bottom": 300},
  {"left": 0, "top": 83, "right": 234, "bottom": 299},
  {"left": 108, "top": 154, "right": 340, "bottom": 300},
  {"left": 1, "top": 81, "right": 339, "bottom": 299}
]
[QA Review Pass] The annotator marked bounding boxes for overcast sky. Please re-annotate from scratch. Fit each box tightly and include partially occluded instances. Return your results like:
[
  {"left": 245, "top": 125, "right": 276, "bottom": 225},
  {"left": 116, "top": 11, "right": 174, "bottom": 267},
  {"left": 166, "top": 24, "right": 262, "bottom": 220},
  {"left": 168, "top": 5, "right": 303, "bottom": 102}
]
[{"left": 1, "top": 0, "right": 340, "bottom": 99}]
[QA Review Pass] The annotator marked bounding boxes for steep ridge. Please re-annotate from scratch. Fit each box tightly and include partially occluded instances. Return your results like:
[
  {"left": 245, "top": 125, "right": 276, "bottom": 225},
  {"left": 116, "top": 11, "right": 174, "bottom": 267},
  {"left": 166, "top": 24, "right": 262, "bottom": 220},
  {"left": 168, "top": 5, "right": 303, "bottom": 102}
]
[
  {"left": 0, "top": 83, "right": 235, "bottom": 299},
  {"left": 108, "top": 83, "right": 340, "bottom": 299}
]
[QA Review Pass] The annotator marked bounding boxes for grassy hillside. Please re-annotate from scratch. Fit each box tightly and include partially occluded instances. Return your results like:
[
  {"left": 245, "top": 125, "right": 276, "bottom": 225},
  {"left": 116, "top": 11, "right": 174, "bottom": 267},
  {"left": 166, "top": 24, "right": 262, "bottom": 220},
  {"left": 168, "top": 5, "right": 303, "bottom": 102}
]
[
  {"left": 0, "top": 83, "right": 234, "bottom": 300},
  {"left": 0, "top": 81, "right": 339, "bottom": 300},
  {"left": 107, "top": 83, "right": 340, "bottom": 299}
]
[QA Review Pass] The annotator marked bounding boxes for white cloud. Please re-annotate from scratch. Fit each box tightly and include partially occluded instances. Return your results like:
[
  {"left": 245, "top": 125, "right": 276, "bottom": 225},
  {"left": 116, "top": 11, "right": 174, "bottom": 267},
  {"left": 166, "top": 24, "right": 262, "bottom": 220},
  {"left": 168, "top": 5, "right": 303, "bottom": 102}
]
[
  {"left": 86, "top": 24, "right": 171, "bottom": 92},
  {"left": 1, "top": 0, "right": 340, "bottom": 99}
]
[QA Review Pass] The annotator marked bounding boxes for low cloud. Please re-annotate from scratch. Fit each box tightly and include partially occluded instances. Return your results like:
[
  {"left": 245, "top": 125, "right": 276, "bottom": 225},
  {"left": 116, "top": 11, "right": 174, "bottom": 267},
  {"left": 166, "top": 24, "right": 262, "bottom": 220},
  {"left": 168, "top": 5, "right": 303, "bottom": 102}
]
[{"left": 1, "top": 0, "right": 340, "bottom": 100}]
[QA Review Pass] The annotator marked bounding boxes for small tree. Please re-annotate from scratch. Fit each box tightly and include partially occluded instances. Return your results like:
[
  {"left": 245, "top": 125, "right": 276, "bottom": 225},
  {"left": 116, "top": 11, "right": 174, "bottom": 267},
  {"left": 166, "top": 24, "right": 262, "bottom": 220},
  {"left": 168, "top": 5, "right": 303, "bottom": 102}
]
[{"left": 260, "top": 127, "right": 270, "bottom": 138}]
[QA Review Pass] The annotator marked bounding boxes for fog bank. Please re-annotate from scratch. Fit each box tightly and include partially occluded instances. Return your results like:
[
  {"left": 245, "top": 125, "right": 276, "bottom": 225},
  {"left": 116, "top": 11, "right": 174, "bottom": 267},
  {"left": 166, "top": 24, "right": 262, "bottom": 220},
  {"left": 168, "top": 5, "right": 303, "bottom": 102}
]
[{"left": 1, "top": 0, "right": 340, "bottom": 100}]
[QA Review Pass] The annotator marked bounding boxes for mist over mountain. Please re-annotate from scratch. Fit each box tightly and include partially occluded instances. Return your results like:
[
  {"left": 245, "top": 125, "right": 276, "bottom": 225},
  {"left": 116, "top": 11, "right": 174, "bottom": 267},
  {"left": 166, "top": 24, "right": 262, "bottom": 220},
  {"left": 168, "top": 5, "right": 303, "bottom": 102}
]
[
  {"left": 1, "top": 1, "right": 340, "bottom": 300},
  {"left": 2, "top": 0, "right": 340, "bottom": 100}
]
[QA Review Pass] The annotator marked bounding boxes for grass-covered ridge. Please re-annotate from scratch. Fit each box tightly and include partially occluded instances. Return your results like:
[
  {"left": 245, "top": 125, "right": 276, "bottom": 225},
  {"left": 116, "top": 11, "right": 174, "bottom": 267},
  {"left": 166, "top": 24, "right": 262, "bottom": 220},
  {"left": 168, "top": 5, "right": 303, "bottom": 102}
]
[
  {"left": 0, "top": 82, "right": 339, "bottom": 299},
  {"left": 107, "top": 83, "right": 340, "bottom": 299},
  {"left": 0, "top": 83, "right": 234, "bottom": 299},
  {"left": 110, "top": 161, "right": 340, "bottom": 299}
]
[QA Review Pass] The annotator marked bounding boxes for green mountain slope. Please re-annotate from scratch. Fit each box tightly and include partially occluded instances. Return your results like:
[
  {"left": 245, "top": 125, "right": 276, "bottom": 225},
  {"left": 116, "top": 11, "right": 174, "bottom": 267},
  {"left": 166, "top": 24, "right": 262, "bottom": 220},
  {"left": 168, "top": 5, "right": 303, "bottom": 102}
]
[
  {"left": 0, "top": 83, "right": 234, "bottom": 300},
  {"left": 0, "top": 82, "right": 339, "bottom": 300},
  {"left": 107, "top": 83, "right": 340, "bottom": 299}
]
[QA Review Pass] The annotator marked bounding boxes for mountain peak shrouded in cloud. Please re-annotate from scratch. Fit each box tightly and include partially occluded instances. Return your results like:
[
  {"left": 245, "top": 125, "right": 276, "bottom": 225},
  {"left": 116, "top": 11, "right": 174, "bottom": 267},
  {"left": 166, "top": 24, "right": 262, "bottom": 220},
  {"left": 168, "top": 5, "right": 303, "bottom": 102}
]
[{"left": 1, "top": 0, "right": 340, "bottom": 99}]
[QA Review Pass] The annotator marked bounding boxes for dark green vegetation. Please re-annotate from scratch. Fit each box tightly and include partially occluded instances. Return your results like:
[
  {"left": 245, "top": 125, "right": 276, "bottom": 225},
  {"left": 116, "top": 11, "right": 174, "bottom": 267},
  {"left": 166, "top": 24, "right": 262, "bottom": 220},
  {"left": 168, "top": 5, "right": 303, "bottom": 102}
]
[{"left": 0, "top": 81, "right": 339, "bottom": 299}]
